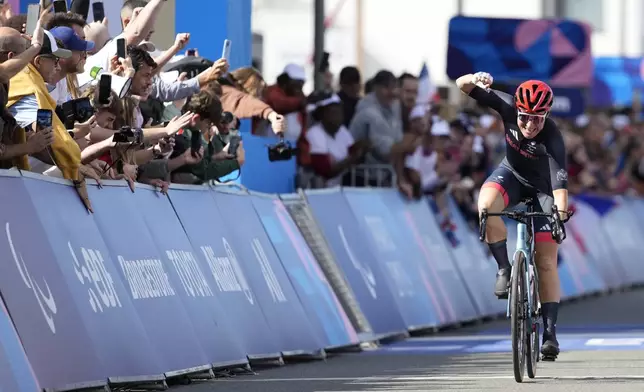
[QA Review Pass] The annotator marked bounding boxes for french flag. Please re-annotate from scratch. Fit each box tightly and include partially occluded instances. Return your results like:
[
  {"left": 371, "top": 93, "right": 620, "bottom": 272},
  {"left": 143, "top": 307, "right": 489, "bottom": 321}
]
[{"left": 416, "top": 62, "right": 438, "bottom": 106}]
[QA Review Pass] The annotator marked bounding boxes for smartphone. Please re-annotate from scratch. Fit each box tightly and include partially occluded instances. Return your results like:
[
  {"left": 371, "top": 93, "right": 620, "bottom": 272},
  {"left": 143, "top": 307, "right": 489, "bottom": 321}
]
[
  {"left": 26, "top": 4, "right": 40, "bottom": 35},
  {"left": 92, "top": 1, "right": 105, "bottom": 22},
  {"left": 116, "top": 38, "right": 126, "bottom": 59},
  {"left": 36, "top": 109, "right": 53, "bottom": 132},
  {"left": 98, "top": 74, "right": 112, "bottom": 105},
  {"left": 221, "top": 39, "right": 231, "bottom": 61},
  {"left": 53, "top": 0, "right": 67, "bottom": 13},
  {"left": 186, "top": 49, "right": 196, "bottom": 56},
  {"left": 227, "top": 135, "right": 241, "bottom": 157},
  {"left": 190, "top": 130, "right": 202, "bottom": 156}
]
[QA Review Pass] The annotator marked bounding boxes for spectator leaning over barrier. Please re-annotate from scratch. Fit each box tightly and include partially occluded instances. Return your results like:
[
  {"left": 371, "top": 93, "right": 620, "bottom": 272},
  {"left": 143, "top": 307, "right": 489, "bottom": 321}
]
[
  {"left": 0, "top": 26, "right": 53, "bottom": 168},
  {"left": 210, "top": 66, "right": 286, "bottom": 134},
  {"left": 348, "top": 70, "right": 403, "bottom": 186},
  {"left": 337, "top": 66, "right": 362, "bottom": 128},
  {"left": 7, "top": 29, "right": 79, "bottom": 177},
  {"left": 304, "top": 91, "right": 368, "bottom": 188},
  {"left": 398, "top": 72, "right": 419, "bottom": 134},
  {"left": 169, "top": 90, "right": 243, "bottom": 184},
  {"left": 263, "top": 63, "right": 307, "bottom": 140}
]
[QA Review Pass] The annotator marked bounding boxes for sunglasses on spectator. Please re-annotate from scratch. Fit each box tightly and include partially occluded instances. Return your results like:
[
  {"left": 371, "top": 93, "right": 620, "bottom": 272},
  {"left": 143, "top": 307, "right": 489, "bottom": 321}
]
[
  {"left": 518, "top": 112, "right": 547, "bottom": 125},
  {"left": 39, "top": 55, "right": 60, "bottom": 65}
]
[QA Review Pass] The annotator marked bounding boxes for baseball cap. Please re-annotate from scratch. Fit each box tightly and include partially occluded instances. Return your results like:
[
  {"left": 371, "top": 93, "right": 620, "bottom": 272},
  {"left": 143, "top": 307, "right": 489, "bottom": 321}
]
[
  {"left": 50, "top": 27, "right": 95, "bottom": 52},
  {"left": 283, "top": 63, "right": 305, "bottom": 81},
  {"left": 40, "top": 30, "right": 72, "bottom": 58},
  {"left": 138, "top": 41, "right": 156, "bottom": 52}
]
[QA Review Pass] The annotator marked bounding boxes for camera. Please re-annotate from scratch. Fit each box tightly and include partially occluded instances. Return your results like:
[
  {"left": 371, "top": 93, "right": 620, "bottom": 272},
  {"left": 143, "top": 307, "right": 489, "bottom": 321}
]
[
  {"left": 60, "top": 98, "right": 95, "bottom": 129},
  {"left": 268, "top": 136, "right": 298, "bottom": 162},
  {"left": 113, "top": 126, "right": 143, "bottom": 144}
]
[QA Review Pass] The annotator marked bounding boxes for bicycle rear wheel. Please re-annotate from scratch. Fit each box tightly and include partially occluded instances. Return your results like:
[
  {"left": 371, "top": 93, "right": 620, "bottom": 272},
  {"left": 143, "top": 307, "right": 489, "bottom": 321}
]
[
  {"left": 526, "top": 262, "right": 539, "bottom": 379},
  {"left": 511, "top": 252, "right": 527, "bottom": 383}
]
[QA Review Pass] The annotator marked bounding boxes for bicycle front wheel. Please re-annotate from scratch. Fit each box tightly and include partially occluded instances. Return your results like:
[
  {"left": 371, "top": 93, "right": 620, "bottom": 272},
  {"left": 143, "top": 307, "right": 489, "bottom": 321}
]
[
  {"left": 511, "top": 252, "right": 527, "bottom": 383},
  {"left": 526, "top": 262, "right": 540, "bottom": 379}
]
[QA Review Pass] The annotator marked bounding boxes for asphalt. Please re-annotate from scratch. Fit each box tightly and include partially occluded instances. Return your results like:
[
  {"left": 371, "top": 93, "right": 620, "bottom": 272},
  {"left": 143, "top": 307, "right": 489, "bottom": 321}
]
[{"left": 171, "top": 289, "right": 644, "bottom": 392}]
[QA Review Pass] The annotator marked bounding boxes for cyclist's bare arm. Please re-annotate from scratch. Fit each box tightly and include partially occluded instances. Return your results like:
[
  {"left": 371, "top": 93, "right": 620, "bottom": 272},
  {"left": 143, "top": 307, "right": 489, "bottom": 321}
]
[{"left": 545, "top": 127, "right": 569, "bottom": 220}]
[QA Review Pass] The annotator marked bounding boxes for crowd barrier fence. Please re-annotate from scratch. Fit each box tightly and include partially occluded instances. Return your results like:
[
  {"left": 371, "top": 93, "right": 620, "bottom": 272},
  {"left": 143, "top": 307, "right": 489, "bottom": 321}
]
[{"left": 0, "top": 169, "right": 641, "bottom": 391}]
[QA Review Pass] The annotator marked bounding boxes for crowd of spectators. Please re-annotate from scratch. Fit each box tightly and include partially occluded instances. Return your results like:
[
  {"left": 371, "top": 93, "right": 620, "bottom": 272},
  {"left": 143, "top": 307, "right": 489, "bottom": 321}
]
[{"left": 0, "top": 0, "right": 642, "bottom": 218}]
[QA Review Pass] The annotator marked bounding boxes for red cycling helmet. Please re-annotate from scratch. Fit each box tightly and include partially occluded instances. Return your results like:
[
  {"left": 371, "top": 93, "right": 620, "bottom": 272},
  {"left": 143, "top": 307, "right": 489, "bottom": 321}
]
[{"left": 514, "top": 80, "right": 553, "bottom": 115}]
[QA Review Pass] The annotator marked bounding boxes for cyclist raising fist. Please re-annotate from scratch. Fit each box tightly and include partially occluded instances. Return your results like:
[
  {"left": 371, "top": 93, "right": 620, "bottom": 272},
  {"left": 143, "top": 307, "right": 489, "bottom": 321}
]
[{"left": 456, "top": 72, "right": 570, "bottom": 360}]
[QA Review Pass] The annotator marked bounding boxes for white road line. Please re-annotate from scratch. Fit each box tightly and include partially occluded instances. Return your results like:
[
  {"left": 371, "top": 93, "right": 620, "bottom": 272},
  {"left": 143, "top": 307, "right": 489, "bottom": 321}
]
[
  {"left": 212, "top": 375, "right": 644, "bottom": 383},
  {"left": 409, "top": 332, "right": 644, "bottom": 342}
]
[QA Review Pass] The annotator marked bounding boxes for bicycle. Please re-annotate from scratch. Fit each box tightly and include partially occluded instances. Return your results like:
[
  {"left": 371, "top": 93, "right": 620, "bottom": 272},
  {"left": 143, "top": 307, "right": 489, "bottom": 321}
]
[{"left": 479, "top": 197, "right": 573, "bottom": 383}]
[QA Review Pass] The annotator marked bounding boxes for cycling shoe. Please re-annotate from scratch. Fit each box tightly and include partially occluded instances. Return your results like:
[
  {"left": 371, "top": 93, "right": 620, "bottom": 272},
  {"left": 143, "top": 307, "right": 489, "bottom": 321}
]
[{"left": 494, "top": 268, "right": 510, "bottom": 299}]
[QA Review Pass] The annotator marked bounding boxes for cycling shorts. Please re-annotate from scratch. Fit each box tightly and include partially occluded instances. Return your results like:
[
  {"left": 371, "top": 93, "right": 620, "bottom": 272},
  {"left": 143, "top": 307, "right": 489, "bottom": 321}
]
[{"left": 483, "top": 165, "right": 556, "bottom": 243}]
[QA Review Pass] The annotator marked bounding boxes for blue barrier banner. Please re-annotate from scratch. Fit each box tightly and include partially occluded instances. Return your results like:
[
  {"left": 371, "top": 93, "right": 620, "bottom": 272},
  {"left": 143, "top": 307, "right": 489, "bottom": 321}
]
[
  {"left": 212, "top": 190, "right": 325, "bottom": 355},
  {"left": 592, "top": 199, "right": 644, "bottom": 285},
  {"left": 167, "top": 187, "right": 281, "bottom": 360},
  {"left": 570, "top": 199, "right": 627, "bottom": 287},
  {"left": 87, "top": 183, "right": 211, "bottom": 373},
  {"left": 446, "top": 198, "right": 505, "bottom": 317},
  {"left": 132, "top": 187, "right": 248, "bottom": 367},
  {"left": 384, "top": 193, "right": 476, "bottom": 325},
  {"left": 556, "top": 205, "right": 606, "bottom": 296},
  {"left": 0, "top": 173, "right": 106, "bottom": 389},
  {"left": 435, "top": 198, "right": 489, "bottom": 318},
  {"left": 343, "top": 189, "right": 440, "bottom": 329},
  {"left": 0, "top": 298, "right": 40, "bottom": 392},
  {"left": 250, "top": 194, "right": 359, "bottom": 348},
  {"left": 305, "top": 189, "right": 407, "bottom": 336},
  {"left": 22, "top": 176, "right": 165, "bottom": 380}
]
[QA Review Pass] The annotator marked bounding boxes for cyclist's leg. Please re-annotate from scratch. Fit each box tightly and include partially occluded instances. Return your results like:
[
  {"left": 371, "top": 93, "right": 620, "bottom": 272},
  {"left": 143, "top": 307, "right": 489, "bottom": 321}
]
[
  {"left": 479, "top": 166, "right": 521, "bottom": 297},
  {"left": 534, "top": 193, "right": 561, "bottom": 356}
]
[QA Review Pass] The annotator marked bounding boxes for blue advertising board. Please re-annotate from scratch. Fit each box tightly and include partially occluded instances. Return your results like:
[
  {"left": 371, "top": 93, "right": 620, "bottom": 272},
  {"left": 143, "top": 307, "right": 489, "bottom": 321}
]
[
  {"left": 212, "top": 189, "right": 325, "bottom": 355},
  {"left": 132, "top": 187, "right": 248, "bottom": 367},
  {"left": 0, "top": 297, "right": 40, "bottom": 392},
  {"left": 87, "top": 183, "right": 210, "bottom": 375},
  {"left": 343, "top": 189, "right": 440, "bottom": 330},
  {"left": 250, "top": 193, "right": 359, "bottom": 349},
  {"left": 21, "top": 175, "right": 165, "bottom": 381},
  {"left": 0, "top": 173, "right": 106, "bottom": 390},
  {"left": 305, "top": 189, "right": 407, "bottom": 337},
  {"left": 167, "top": 186, "right": 282, "bottom": 360},
  {"left": 380, "top": 192, "right": 475, "bottom": 325}
]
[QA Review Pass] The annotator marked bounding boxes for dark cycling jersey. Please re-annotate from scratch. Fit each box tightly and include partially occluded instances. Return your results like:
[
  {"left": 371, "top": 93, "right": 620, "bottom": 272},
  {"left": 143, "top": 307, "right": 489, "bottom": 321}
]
[{"left": 469, "top": 86, "right": 567, "bottom": 195}]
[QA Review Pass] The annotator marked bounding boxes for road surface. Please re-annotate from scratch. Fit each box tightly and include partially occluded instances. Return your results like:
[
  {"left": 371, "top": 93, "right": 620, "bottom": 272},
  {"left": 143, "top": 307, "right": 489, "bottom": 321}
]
[{"left": 173, "top": 289, "right": 644, "bottom": 392}]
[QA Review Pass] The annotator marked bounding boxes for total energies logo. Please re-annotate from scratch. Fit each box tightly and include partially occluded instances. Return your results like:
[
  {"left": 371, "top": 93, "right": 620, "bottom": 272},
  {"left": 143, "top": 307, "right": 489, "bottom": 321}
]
[
  {"left": 338, "top": 225, "right": 377, "bottom": 299},
  {"left": 6, "top": 223, "right": 57, "bottom": 334},
  {"left": 68, "top": 243, "right": 122, "bottom": 312}
]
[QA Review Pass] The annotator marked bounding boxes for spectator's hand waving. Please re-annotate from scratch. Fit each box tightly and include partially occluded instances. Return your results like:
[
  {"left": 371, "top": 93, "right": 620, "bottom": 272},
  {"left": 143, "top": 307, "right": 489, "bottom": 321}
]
[
  {"left": 26, "top": 126, "right": 54, "bottom": 153},
  {"left": 174, "top": 33, "right": 190, "bottom": 50},
  {"left": 165, "top": 112, "right": 193, "bottom": 136}
]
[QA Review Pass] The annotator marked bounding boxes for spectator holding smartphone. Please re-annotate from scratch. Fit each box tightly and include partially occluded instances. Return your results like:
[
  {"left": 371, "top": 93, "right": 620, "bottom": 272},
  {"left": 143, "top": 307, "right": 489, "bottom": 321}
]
[{"left": 169, "top": 90, "right": 243, "bottom": 184}]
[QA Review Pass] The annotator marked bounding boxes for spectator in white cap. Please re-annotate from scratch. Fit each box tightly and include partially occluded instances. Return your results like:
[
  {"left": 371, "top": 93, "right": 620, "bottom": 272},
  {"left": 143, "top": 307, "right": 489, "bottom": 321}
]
[{"left": 263, "top": 63, "right": 307, "bottom": 140}]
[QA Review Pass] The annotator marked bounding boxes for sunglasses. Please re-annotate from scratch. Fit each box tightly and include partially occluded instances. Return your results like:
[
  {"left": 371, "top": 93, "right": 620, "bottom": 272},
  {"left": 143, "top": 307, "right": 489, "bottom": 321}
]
[{"left": 518, "top": 112, "right": 547, "bottom": 124}]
